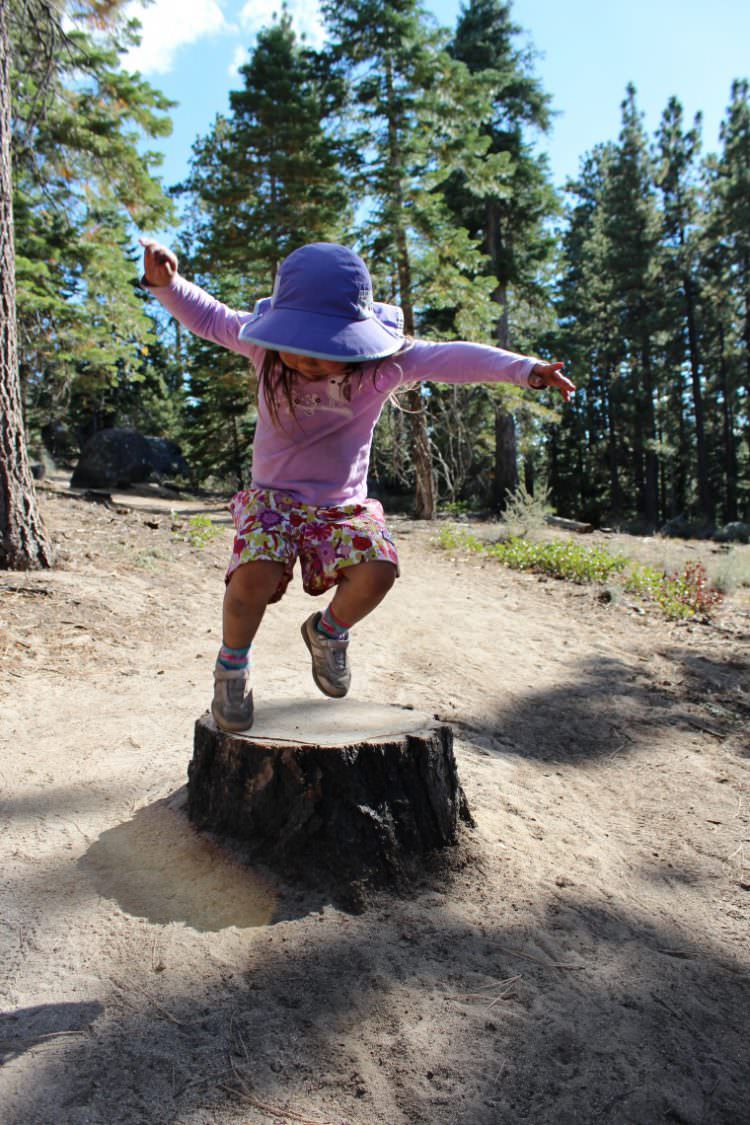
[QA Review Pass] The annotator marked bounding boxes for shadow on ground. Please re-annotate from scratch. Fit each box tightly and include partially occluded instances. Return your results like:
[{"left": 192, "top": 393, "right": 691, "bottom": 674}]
[
  {"left": 3, "top": 885, "right": 747, "bottom": 1125},
  {"left": 446, "top": 652, "right": 747, "bottom": 764}
]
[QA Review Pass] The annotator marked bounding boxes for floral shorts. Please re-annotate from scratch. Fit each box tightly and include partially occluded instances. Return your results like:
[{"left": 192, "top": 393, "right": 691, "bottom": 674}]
[{"left": 226, "top": 488, "right": 399, "bottom": 602}]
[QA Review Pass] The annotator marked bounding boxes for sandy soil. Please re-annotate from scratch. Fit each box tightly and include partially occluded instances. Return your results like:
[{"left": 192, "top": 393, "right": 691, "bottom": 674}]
[{"left": 1, "top": 482, "right": 749, "bottom": 1125}]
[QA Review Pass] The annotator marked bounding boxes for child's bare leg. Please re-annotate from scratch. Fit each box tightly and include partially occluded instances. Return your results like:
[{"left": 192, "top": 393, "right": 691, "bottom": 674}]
[
  {"left": 301, "top": 562, "right": 395, "bottom": 698},
  {"left": 223, "top": 559, "right": 287, "bottom": 647},
  {"left": 213, "top": 560, "right": 286, "bottom": 732},
  {"left": 328, "top": 560, "right": 396, "bottom": 627}
]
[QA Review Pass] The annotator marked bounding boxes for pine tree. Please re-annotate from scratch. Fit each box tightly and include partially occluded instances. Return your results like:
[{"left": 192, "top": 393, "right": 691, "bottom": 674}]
[
  {"left": 176, "top": 11, "right": 351, "bottom": 485},
  {"left": 551, "top": 145, "right": 626, "bottom": 522},
  {"left": 707, "top": 79, "right": 750, "bottom": 517},
  {"left": 324, "top": 0, "right": 504, "bottom": 517},
  {"left": 655, "top": 97, "right": 712, "bottom": 520},
  {"left": 0, "top": 0, "right": 52, "bottom": 567},
  {"left": 12, "top": 3, "right": 174, "bottom": 443},
  {"left": 448, "top": 0, "right": 558, "bottom": 511},
  {"left": 603, "top": 85, "right": 663, "bottom": 525}
]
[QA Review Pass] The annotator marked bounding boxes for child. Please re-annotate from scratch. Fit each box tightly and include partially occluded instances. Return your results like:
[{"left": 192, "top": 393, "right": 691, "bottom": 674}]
[{"left": 140, "top": 239, "right": 574, "bottom": 732}]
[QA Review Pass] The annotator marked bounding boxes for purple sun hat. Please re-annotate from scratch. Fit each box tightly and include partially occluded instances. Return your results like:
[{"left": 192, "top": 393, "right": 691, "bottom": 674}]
[{"left": 237, "top": 243, "right": 405, "bottom": 362}]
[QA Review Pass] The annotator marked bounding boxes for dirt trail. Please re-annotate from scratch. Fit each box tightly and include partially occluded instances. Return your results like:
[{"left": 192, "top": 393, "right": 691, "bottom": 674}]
[{"left": 1, "top": 486, "right": 748, "bottom": 1125}]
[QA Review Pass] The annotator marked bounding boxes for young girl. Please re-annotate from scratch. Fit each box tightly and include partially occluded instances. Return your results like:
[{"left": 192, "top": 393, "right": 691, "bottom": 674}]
[{"left": 140, "top": 239, "right": 574, "bottom": 732}]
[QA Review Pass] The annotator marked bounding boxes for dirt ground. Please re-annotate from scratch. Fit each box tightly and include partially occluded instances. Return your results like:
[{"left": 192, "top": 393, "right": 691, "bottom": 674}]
[{"left": 1, "top": 480, "right": 749, "bottom": 1125}]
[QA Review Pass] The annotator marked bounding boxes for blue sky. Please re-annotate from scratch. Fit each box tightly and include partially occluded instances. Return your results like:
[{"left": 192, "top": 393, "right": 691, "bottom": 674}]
[{"left": 124, "top": 0, "right": 750, "bottom": 207}]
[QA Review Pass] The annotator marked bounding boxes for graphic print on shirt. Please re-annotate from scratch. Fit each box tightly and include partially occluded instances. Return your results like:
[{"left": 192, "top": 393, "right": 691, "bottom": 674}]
[{"left": 287, "top": 375, "right": 354, "bottom": 419}]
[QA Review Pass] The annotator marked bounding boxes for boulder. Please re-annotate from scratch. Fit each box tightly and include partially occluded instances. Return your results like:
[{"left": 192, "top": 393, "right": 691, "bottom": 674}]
[
  {"left": 716, "top": 521, "right": 750, "bottom": 544},
  {"left": 71, "top": 428, "right": 189, "bottom": 490}
]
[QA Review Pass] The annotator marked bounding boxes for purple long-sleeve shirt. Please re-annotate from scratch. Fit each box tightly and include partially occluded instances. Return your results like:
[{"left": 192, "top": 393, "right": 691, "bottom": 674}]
[{"left": 150, "top": 274, "right": 538, "bottom": 507}]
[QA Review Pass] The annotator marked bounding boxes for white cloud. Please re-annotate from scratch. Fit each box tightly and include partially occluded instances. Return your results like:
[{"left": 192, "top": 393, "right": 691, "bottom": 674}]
[
  {"left": 238, "top": 0, "right": 326, "bottom": 49},
  {"left": 228, "top": 43, "right": 249, "bottom": 78},
  {"left": 124, "top": 0, "right": 231, "bottom": 75}
]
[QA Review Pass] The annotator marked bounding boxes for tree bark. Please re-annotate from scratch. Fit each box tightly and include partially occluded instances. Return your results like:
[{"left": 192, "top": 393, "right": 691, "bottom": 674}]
[
  {"left": 0, "top": 1, "right": 53, "bottom": 570},
  {"left": 683, "top": 273, "right": 712, "bottom": 521},
  {"left": 188, "top": 713, "right": 472, "bottom": 891},
  {"left": 384, "top": 50, "right": 435, "bottom": 520},
  {"left": 492, "top": 405, "right": 518, "bottom": 511}
]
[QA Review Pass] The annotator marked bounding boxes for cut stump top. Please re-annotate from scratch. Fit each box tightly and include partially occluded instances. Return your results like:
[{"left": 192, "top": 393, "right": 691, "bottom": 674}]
[{"left": 205, "top": 697, "right": 436, "bottom": 747}]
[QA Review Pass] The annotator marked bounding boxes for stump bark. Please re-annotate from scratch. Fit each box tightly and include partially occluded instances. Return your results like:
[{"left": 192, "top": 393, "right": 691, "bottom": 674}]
[{"left": 187, "top": 699, "right": 472, "bottom": 887}]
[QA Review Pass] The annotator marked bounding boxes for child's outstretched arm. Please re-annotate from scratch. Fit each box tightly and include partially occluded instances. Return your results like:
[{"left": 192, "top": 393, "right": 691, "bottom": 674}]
[
  {"left": 528, "top": 361, "right": 575, "bottom": 402},
  {"left": 140, "top": 237, "right": 178, "bottom": 287},
  {"left": 396, "top": 338, "right": 574, "bottom": 401},
  {"left": 138, "top": 237, "right": 260, "bottom": 361}
]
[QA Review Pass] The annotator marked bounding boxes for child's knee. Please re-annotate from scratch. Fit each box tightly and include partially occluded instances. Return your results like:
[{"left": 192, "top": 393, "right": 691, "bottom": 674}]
[
  {"left": 226, "top": 560, "right": 285, "bottom": 606},
  {"left": 353, "top": 559, "right": 397, "bottom": 595}
]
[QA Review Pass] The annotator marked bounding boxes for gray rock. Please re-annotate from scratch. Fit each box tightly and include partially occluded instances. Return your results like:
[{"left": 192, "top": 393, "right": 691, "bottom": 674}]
[
  {"left": 716, "top": 521, "right": 750, "bottom": 543},
  {"left": 71, "top": 428, "right": 189, "bottom": 489}
]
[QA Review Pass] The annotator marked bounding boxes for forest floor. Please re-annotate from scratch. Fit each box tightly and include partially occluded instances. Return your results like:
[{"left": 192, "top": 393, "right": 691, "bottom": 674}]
[{"left": 1, "top": 477, "right": 749, "bottom": 1125}]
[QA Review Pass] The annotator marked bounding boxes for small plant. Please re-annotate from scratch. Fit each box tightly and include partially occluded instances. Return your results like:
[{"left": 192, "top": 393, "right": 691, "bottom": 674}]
[
  {"left": 172, "top": 514, "right": 221, "bottom": 549},
  {"left": 437, "top": 524, "right": 626, "bottom": 582},
  {"left": 501, "top": 481, "right": 554, "bottom": 539},
  {"left": 487, "top": 537, "right": 627, "bottom": 583},
  {"left": 625, "top": 561, "right": 723, "bottom": 620},
  {"left": 711, "top": 547, "right": 750, "bottom": 594},
  {"left": 439, "top": 499, "right": 472, "bottom": 516},
  {"left": 435, "top": 525, "right": 483, "bottom": 553}
]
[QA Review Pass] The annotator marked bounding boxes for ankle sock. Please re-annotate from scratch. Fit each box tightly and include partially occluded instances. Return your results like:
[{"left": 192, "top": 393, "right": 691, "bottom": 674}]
[
  {"left": 217, "top": 642, "right": 251, "bottom": 670},
  {"left": 316, "top": 605, "right": 350, "bottom": 640}
]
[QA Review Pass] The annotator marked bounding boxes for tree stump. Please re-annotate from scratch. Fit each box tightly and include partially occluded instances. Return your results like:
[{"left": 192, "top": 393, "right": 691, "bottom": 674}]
[{"left": 187, "top": 699, "right": 472, "bottom": 889}]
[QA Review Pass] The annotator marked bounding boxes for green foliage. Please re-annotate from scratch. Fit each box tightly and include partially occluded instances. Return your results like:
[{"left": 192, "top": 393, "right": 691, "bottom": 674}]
[
  {"left": 437, "top": 523, "right": 627, "bottom": 581},
  {"left": 10, "top": 2, "right": 176, "bottom": 447},
  {"left": 176, "top": 12, "right": 351, "bottom": 485},
  {"left": 550, "top": 80, "right": 750, "bottom": 528},
  {"left": 501, "top": 479, "right": 553, "bottom": 537},
  {"left": 171, "top": 514, "right": 222, "bottom": 549},
  {"left": 437, "top": 524, "right": 724, "bottom": 619},
  {"left": 624, "top": 562, "right": 723, "bottom": 620}
]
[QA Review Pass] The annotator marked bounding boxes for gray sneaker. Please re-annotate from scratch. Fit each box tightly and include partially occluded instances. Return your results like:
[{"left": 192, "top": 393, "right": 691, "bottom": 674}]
[
  {"left": 211, "top": 661, "right": 254, "bottom": 732},
  {"left": 301, "top": 613, "right": 351, "bottom": 698}
]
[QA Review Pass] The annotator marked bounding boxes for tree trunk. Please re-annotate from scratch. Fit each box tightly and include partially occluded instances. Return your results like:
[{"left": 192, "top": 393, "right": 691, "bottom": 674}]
[
  {"left": 640, "top": 342, "right": 659, "bottom": 526},
  {"left": 493, "top": 405, "right": 518, "bottom": 511},
  {"left": 683, "top": 274, "right": 712, "bottom": 521},
  {"left": 718, "top": 321, "right": 738, "bottom": 522},
  {"left": 0, "top": 2, "right": 53, "bottom": 570},
  {"left": 604, "top": 374, "right": 623, "bottom": 516},
  {"left": 385, "top": 50, "right": 435, "bottom": 520},
  {"left": 188, "top": 705, "right": 472, "bottom": 894}
]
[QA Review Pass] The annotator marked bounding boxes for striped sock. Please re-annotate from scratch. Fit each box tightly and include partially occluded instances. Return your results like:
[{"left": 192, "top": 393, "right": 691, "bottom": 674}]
[
  {"left": 315, "top": 604, "right": 350, "bottom": 640},
  {"left": 217, "top": 643, "right": 251, "bottom": 670}
]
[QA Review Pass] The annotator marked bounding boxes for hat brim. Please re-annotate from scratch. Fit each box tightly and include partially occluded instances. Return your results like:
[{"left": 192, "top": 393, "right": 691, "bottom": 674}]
[{"left": 238, "top": 305, "right": 405, "bottom": 362}]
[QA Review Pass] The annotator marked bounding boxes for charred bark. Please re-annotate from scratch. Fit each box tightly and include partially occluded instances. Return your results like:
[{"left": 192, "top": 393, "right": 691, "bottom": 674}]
[
  {"left": 188, "top": 714, "right": 473, "bottom": 890},
  {"left": 0, "top": 1, "right": 53, "bottom": 570}
]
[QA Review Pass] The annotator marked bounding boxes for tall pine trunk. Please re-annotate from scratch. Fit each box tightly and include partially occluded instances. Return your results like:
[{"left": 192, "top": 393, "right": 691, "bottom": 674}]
[
  {"left": 493, "top": 407, "right": 518, "bottom": 509},
  {"left": 640, "top": 341, "right": 659, "bottom": 525},
  {"left": 0, "top": 2, "right": 53, "bottom": 570},
  {"left": 487, "top": 203, "right": 517, "bottom": 512},
  {"left": 682, "top": 275, "right": 712, "bottom": 521},
  {"left": 718, "top": 322, "right": 738, "bottom": 522},
  {"left": 385, "top": 51, "right": 435, "bottom": 519}
]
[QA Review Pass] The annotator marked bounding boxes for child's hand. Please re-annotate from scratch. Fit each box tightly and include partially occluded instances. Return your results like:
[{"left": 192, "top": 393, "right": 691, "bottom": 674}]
[
  {"left": 529, "top": 361, "right": 575, "bottom": 402},
  {"left": 139, "top": 237, "right": 178, "bottom": 287}
]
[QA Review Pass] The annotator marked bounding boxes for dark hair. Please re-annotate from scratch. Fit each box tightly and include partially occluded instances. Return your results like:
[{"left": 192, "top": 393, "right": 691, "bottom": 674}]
[{"left": 258, "top": 342, "right": 414, "bottom": 428}]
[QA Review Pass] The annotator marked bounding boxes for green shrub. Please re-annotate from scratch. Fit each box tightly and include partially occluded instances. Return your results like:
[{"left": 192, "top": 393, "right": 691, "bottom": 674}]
[
  {"left": 172, "top": 513, "right": 222, "bottom": 549},
  {"left": 501, "top": 481, "right": 554, "bottom": 539},
  {"left": 626, "top": 561, "right": 723, "bottom": 620},
  {"left": 437, "top": 524, "right": 724, "bottom": 620}
]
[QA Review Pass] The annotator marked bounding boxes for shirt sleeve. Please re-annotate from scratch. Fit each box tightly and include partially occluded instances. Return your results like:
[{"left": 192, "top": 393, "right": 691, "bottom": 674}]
[
  {"left": 143, "top": 274, "right": 264, "bottom": 366},
  {"left": 394, "top": 338, "right": 537, "bottom": 388}
]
